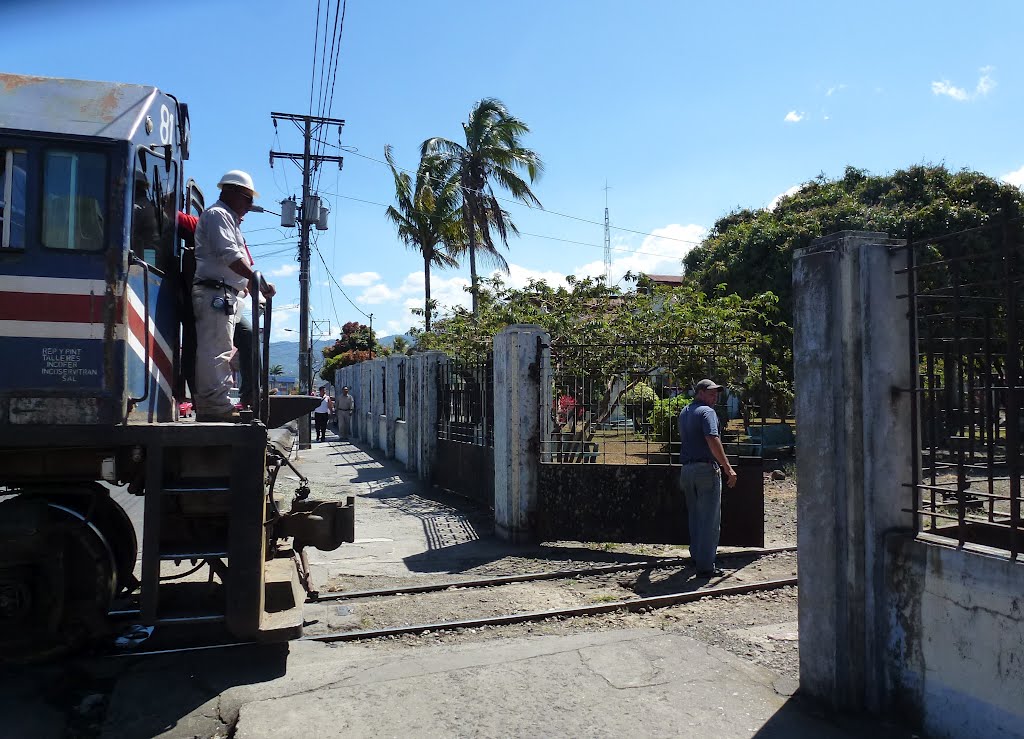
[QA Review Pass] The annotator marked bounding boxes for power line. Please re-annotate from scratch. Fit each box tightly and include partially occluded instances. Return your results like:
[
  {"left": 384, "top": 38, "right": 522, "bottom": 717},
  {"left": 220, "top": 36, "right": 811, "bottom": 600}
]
[
  {"left": 308, "top": 0, "right": 321, "bottom": 117},
  {"left": 321, "top": 191, "right": 690, "bottom": 259},
  {"left": 316, "top": 143, "right": 702, "bottom": 246},
  {"left": 313, "top": 239, "right": 372, "bottom": 320}
]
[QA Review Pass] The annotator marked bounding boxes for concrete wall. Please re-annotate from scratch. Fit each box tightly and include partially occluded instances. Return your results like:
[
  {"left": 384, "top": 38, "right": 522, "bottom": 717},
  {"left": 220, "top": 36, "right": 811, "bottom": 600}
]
[
  {"left": 537, "top": 458, "right": 764, "bottom": 545},
  {"left": 793, "top": 231, "right": 1024, "bottom": 737},
  {"left": 885, "top": 537, "right": 1024, "bottom": 738}
]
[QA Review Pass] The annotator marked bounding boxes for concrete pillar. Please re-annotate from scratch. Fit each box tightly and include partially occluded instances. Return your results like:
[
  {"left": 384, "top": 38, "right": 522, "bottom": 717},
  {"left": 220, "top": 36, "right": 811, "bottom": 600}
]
[
  {"left": 384, "top": 355, "right": 405, "bottom": 459},
  {"left": 793, "top": 231, "right": 914, "bottom": 712},
  {"left": 358, "top": 361, "right": 372, "bottom": 443},
  {"left": 402, "top": 355, "right": 420, "bottom": 471},
  {"left": 412, "top": 351, "right": 445, "bottom": 483},
  {"left": 492, "top": 324, "right": 550, "bottom": 543}
]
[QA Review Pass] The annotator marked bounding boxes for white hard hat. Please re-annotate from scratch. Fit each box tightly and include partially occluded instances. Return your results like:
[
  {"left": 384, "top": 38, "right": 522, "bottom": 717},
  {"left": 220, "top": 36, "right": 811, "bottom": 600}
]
[{"left": 217, "top": 170, "right": 258, "bottom": 198}]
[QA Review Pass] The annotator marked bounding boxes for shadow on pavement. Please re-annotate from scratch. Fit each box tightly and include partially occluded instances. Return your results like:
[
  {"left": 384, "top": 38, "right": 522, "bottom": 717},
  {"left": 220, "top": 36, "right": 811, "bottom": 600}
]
[
  {"left": 752, "top": 693, "right": 917, "bottom": 738},
  {"left": 100, "top": 643, "right": 288, "bottom": 738}
]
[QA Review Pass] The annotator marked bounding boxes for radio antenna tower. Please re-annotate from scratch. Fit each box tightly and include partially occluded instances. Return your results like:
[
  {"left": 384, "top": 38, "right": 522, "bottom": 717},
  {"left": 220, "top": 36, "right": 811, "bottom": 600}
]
[{"left": 603, "top": 181, "right": 612, "bottom": 284}]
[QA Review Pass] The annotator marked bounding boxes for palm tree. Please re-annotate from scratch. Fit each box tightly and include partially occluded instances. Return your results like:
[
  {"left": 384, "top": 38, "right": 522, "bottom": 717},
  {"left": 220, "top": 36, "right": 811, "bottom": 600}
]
[
  {"left": 384, "top": 145, "right": 462, "bottom": 332},
  {"left": 269, "top": 364, "right": 284, "bottom": 376},
  {"left": 423, "top": 98, "right": 543, "bottom": 315}
]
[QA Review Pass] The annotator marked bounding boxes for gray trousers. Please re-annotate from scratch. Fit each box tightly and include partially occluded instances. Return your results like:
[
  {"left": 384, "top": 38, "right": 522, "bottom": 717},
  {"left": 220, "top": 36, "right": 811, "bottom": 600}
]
[
  {"left": 679, "top": 462, "right": 722, "bottom": 572},
  {"left": 191, "top": 284, "right": 238, "bottom": 416}
]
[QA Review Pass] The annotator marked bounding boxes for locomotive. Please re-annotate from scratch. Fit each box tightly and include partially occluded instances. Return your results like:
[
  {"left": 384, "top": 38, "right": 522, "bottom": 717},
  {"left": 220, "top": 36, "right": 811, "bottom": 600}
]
[{"left": 0, "top": 73, "right": 353, "bottom": 659}]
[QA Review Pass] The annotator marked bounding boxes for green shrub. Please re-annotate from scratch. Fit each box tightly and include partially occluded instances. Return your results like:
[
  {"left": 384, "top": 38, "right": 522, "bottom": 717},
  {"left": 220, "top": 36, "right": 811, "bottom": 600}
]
[
  {"left": 623, "top": 381, "right": 658, "bottom": 423},
  {"left": 648, "top": 395, "right": 691, "bottom": 446}
]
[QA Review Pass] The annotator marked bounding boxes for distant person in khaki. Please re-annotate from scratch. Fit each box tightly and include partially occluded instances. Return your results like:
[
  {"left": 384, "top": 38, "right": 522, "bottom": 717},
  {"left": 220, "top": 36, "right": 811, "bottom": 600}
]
[
  {"left": 336, "top": 386, "right": 354, "bottom": 440},
  {"left": 191, "top": 170, "right": 275, "bottom": 422}
]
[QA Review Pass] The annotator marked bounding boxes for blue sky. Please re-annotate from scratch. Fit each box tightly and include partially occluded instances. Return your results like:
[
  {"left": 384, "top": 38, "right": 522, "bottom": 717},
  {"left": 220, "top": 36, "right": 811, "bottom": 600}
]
[{"left": 4, "top": 0, "right": 1021, "bottom": 340}]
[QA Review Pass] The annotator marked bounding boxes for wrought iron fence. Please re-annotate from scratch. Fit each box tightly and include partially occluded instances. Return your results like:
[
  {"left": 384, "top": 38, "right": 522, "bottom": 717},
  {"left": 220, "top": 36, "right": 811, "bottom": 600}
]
[
  {"left": 899, "top": 216, "right": 1023, "bottom": 559},
  {"left": 437, "top": 354, "right": 494, "bottom": 447},
  {"left": 543, "top": 341, "right": 784, "bottom": 465}
]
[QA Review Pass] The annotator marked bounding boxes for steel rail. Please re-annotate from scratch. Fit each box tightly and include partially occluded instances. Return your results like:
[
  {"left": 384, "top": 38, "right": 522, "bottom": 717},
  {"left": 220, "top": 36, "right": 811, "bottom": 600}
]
[
  {"left": 304, "top": 576, "right": 799, "bottom": 644},
  {"left": 308, "top": 545, "right": 798, "bottom": 603},
  {"left": 111, "top": 574, "right": 798, "bottom": 658}
]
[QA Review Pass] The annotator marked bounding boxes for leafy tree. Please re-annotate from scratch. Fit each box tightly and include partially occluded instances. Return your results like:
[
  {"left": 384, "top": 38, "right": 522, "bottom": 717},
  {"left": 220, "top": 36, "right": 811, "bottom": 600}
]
[
  {"left": 413, "top": 274, "right": 787, "bottom": 422},
  {"left": 423, "top": 98, "right": 543, "bottom": 315},
  {"left": 384, "top": 145, "right": 462, "bottom": 332},
  {"left": 684, "top": 164, "right": 1024, "bottom": 330},
  {"left": 269, "top": 364, "right": 284, "bottom": 377},
  {"left": 320, "top": 321, "right": 380, "bottom": 383},
  {"left": 391, "top": 336, "right": 410, "bottom": 355}
]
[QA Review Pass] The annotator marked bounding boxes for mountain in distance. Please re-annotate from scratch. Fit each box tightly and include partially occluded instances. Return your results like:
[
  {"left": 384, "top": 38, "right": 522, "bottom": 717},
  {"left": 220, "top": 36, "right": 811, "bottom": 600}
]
[
  {"left": 378, "top": 333, "right": 414, "bottom": 349},
  {"left": 268, "top": 334, "right": 414, "bottom": 377}
]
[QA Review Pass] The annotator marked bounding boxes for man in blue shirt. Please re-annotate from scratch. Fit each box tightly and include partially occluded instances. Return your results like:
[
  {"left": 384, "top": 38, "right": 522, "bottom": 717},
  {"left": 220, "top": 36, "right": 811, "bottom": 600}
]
[{"left": 678, "top": 378, "right": 738, "bottom": 577}]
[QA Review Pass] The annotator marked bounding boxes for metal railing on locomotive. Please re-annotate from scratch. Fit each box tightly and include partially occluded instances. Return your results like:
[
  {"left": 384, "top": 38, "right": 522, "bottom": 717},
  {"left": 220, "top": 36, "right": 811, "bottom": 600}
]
[
  {"left": 249, "top": 270, "right": 272, "bottom": 425},
  {"left": 437, "top": 354, "right": 495, "bottom": 447},
  {"left": 543, "top": 340, "right": 779, "bottom": 465},
  {"left": 898, "top": 215, "right": 1023, "bottom": 559}
]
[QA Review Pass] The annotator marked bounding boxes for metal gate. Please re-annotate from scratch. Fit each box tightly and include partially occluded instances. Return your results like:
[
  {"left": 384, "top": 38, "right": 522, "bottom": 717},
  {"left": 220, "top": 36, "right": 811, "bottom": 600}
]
[
  {"left": 434, "top": 354, "right": 495, "bottom": 506},
  {"left": 900, "top": 215, "right": 1023, "bottom": 558}
]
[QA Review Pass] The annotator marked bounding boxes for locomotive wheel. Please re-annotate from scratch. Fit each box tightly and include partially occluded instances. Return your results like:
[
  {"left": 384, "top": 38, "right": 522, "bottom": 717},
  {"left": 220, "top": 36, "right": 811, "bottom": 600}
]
[
  {"left": 0, "top": 495, "right": 117, "bottom": 662},
  {"left": 44, "top": 485, "right": 138, "bottom": 595}
]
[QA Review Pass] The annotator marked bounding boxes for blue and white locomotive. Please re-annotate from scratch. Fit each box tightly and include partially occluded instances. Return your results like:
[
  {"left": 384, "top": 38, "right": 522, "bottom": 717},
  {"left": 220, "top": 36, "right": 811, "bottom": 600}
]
[{"left": 0, "top": 73, "right": 351, "bottom": 659}]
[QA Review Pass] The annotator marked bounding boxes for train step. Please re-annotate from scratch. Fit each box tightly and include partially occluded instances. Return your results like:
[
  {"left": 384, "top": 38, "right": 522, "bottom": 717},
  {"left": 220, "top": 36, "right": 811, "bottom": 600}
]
[{"left": 258, "top": 557, "right": 306, "bottom": 640}]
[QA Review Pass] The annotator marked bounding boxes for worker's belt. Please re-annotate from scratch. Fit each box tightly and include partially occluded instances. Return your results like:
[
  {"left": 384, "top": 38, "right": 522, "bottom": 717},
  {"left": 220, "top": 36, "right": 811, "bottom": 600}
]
[{"left": 194, "top": 279, "right": 240, "bottom": 295}]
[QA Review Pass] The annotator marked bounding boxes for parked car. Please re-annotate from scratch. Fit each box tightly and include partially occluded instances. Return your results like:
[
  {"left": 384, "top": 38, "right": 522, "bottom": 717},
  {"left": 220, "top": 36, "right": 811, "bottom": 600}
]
[{"left": 178, "top": 400, "right": 193, "bottom": 417}]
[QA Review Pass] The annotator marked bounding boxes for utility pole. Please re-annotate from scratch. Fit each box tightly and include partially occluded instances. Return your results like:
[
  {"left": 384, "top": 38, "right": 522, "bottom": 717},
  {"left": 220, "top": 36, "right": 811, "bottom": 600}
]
[{"left": 270, "top": 111, "right": 345, "bottom": 449}]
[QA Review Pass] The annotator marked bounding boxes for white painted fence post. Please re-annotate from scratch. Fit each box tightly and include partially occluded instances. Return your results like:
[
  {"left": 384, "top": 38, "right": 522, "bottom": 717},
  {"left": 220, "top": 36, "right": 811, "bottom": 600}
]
[
  {"left": 413, "top": 351, "right": 445, "bottom": 482},
  {"left": 493, "top": 324, "right": 550, "bottom": 543}
]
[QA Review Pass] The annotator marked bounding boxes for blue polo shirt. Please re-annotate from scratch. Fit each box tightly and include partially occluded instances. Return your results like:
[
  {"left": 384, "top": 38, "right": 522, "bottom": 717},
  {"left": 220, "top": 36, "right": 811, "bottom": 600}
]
[{"left": 678, "top": 400, "right": 719, "bottom": 465}]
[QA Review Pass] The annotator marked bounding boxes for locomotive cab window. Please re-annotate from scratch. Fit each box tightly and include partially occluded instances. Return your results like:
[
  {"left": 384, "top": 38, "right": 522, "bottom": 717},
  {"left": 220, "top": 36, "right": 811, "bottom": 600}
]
[
  {"left": 41, "top": 150, "right": 107, "bottom": 251},
  {"left": 0, "top": 148, "right": 27, "bottom": 249},
  {"left": 131, "top": 148, "right": 177, "bottom": 273}
]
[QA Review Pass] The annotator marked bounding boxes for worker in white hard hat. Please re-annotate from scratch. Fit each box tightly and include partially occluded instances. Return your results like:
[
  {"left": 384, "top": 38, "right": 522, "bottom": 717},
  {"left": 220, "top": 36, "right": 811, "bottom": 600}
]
[{"left": 191, "top": 170, "right": 276, "bottom": 422}]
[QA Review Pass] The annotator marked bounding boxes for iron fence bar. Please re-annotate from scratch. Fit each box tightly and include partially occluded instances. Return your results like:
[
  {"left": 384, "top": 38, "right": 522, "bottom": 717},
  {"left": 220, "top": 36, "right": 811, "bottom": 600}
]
[
  {"left": 1002, "top": 214, "right": 1021, "bottom": 560},
  {"left": 906, "top": 237, "right": 921, "bottom": 534}
]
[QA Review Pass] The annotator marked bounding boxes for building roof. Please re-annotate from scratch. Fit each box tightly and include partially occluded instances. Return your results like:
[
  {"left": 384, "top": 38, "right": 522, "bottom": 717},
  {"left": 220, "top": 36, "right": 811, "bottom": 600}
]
[{"left": 642, "top": 273, "right": 685, "bottom": 286}]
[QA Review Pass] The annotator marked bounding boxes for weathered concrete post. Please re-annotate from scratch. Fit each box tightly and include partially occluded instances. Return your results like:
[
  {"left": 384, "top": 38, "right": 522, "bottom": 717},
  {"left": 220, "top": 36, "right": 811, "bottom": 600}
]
[
  {"left": 371, "top": 358, "right": 387, "bottom": 451},
  {"left": 401, "top": 354, "right": 419, "bottom": 471},
  {"left": 384, "top": 355, "right": 404, "bottom": 459},
  {"left": 413, "top": 351, "right": 445, "bottom": 483},
  {"left": 793, "top": 231, "right": 913, "bottom": 712},
  {"left": 358, "top": 361, "right": 372, "bottom": 444},
  {"left": 493, "top": 324, "right": 551, "bottom": 543}
]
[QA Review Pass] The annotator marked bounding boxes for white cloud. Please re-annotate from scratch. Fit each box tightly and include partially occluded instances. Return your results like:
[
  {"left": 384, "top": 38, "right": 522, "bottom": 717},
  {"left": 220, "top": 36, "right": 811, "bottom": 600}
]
[
  {"left": 268, "top": 263, "right": 299, "bottom": 278},
  {"left": 826, "top": 84, "right": 847, "bottom": 97},
  {"left": 269, "top": 305, "right": 299, "bottom": 342},
  {"left": 384, "top": 320, "right": 406, "bottom": 335},
  {"left": 932, "top": 66, "right": 996, "bottom": 101},
  {"left": 1001, "top": 165, "right": 1024, "bottom": 188},
  {"left": 357, "top": 284, "right": 400, "bottom": 304},
  {"left": 784, "top": 110, "right": 805, "bottom": 123},
  {"left": 340, "top": 271, "right": 381, "bottom": 287},
  {"left": 931, "top": 80, "right": 969, "bottom": 101},
  {"left": 559, "top": 223, "right": 707, "bottom": 285},
  {"left": 768, "top": 185, "right": 801, "bottom": 210}
]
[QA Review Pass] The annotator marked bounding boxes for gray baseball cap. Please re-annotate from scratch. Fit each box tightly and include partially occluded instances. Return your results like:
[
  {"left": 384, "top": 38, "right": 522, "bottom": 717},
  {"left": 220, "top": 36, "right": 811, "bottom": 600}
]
[{"left": 695, "top": 379, "right": 724, "bottom": 392}]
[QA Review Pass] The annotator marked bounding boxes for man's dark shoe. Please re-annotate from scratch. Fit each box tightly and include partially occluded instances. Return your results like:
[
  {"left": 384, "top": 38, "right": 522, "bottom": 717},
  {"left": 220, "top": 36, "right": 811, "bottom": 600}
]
[{"left": 696, "top": 568, "right": 726, "bottom": 578}]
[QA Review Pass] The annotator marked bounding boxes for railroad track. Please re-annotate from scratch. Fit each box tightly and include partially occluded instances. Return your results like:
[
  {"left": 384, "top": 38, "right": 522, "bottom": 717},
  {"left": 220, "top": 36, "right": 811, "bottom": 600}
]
[
  {"left": 309, "top": 545, "right": 796, "bottom": 601},
  {"left": 110, "top": 546, "right": 798, "bottom": 658}
]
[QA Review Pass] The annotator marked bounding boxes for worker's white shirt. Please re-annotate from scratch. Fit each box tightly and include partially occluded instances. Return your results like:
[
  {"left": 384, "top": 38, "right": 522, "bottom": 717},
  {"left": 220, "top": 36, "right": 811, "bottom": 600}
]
[{"left": 194, "top": 200, "right": 249, "bottom": 292}]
